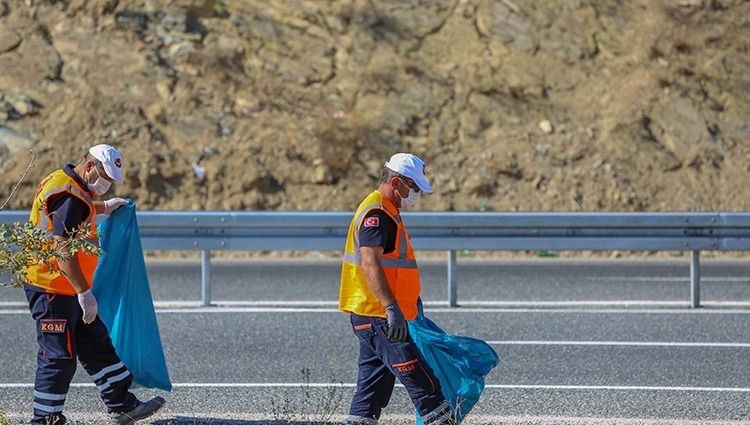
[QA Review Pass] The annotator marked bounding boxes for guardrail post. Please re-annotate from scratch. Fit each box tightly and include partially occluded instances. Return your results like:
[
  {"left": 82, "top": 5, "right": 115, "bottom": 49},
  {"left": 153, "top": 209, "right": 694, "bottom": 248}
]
[
  {"left": 448, "top": 250, "right": 457, "bottom": 307},
  {"left": 202, "top": 250, "right": 212, "bottom": 307},
  {"left": 690, "top": 250, "right": 700, "bottom": 308}
]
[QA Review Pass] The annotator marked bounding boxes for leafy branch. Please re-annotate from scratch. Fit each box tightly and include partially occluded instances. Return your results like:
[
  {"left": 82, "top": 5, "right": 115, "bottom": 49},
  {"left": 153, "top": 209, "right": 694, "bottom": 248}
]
[
  {"left": 0, "top": 150, "right": 35, "bottom": 210},
  {"left": 0, "top": 150, "right": 100, "bottom": 288}
]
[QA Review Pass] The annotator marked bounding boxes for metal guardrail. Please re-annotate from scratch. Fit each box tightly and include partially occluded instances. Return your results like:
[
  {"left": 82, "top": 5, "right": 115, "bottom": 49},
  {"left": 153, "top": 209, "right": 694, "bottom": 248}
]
[{"left": 3, "top": 211, "right": 750, "bottom": 308}]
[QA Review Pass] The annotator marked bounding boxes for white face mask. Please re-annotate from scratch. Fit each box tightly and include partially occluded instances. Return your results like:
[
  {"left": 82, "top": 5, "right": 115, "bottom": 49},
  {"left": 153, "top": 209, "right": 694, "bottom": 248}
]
[
  {"left": 400, "top": 188, "right": 421, "bottom": 209},
  {"left": 88, "top": 167, "right": 112, "bottom": 195}
]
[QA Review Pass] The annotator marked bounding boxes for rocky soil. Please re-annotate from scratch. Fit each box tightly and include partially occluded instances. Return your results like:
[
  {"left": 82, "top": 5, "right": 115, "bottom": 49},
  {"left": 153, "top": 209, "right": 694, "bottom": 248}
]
[{"left": 0, "top": 0, "right": 749, "bottom": 213}]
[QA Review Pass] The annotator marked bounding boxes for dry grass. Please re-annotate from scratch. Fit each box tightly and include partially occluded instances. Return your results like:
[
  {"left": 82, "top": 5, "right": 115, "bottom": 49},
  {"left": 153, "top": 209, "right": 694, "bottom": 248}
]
[{"left": 270, "top": 367, "right": 345, "bottom": 425}]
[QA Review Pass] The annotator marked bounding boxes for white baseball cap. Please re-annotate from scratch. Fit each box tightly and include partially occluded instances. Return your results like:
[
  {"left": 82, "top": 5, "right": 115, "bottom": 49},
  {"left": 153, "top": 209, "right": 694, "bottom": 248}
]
[
  {"left": 89, "top": 144, "right": 124, "bottom": 183},
  {"left": 385, "top": 153, "right": 432, "bottom": 194}
]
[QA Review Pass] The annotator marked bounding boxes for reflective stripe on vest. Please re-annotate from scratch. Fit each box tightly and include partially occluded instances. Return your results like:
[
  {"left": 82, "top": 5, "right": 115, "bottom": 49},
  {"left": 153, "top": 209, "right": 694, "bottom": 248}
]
[
  {"left": 37, "top": 179, "right": 94, "bottom": 232},
  {"left": 341, "top": 253, "right": 417, "bottom": 269},
  {"left": 338, "top": 190, "right": 421, "bottom": 320},
  {"left": 25, "top": 169, "right": 98, "bottom": 296}
]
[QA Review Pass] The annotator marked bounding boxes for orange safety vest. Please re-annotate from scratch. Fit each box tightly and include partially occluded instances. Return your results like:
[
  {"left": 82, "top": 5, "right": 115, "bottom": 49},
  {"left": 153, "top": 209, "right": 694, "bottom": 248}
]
[
  {"left": 338, "top": 190, "right": 421, "bottom": 320},
  {"left": 25, "top": 169, "right": 99, "bottom": 295}
]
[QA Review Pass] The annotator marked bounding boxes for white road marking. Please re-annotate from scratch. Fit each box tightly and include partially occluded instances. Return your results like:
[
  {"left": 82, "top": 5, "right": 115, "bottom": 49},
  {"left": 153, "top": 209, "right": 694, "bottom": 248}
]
[
  {"left": 485, "top": 384, "right": 750, "bottom": 393},
  {"left": 2, "top": 305, "right": 750, "bottom": 314},
  {"left": 3, "top": 412, "right": 748, "bottom": 425},
  {"left": 0, "top": 302, "right": 29, "bottom": 307},
  {"left": 592, "top": 277, "right": 750, "bottom": 282},
  {"left": 457, "top": 300, "right": 750, "bottom": 307},
  {"left": 488, "top": 340, "right": 750, "bottom": 348},
  {"left": 1, "top": 382, "right": 750, "bottom": 392}
]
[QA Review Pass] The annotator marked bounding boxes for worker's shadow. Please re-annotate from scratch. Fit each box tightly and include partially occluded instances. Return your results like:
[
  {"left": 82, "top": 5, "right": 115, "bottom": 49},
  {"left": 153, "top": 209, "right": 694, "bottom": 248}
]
[{"left": 153, "top": 418, "right": 346, "bottom": 424}]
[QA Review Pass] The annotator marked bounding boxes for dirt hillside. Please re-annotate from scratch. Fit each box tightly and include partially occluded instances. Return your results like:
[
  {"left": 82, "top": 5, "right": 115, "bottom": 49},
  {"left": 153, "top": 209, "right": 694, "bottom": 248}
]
[{"left": 0, "top": 0, "right": 749, "bottom": 212}]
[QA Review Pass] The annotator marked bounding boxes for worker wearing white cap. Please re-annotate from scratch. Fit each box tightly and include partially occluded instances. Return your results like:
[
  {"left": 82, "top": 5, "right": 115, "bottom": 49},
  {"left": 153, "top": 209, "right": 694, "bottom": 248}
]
[
  {"left": 23, "top": 144, "right": 165, "bottom": 424},
  {"left": 339, "top": 153, "right": 452, "bottom": 424}
]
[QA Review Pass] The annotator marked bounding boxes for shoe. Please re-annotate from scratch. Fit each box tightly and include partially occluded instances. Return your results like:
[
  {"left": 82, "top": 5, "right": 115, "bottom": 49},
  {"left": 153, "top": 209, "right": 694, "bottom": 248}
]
[{"left": 110, "top": 396, "right": 165, "bottom": 424}]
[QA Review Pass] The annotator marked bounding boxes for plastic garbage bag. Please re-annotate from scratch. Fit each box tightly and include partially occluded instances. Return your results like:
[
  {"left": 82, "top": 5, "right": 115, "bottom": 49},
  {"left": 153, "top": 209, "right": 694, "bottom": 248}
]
[
  {"left": 409, "top": 300, "right": 498, "bottom": 424},
  {"left": 92, "top": 200, "right": 172, "bottom": 391}
]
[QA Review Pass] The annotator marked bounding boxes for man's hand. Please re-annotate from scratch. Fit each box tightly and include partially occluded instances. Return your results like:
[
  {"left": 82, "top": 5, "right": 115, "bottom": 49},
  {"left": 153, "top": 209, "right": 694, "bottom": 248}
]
[
  {"left": 103, "top": 197, "right": 128, "bottom": 215},
  {"left": 385, "top": 301, "right": 408, "bottom": 342},
  {"left": 77, "top": 289, "right": 98, "bottom": 324}
]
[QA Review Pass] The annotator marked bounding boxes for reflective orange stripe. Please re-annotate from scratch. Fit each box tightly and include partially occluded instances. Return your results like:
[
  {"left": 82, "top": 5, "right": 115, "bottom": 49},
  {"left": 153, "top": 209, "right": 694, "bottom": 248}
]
[
  {"left": 392, "top": 359, "right": 419, "bottom": 368},
  {"left": 419, "top": 363, "right": 436, "bottom": 392},
  {"left": 66, "top": 327, "right": 73, "bottom": 358}
]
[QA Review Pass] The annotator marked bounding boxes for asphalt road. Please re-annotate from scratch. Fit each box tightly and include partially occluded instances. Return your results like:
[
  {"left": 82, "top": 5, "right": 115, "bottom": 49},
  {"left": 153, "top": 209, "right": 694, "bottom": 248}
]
[{"left": 1, "top": 259, "right": 750, "bottom": 424}]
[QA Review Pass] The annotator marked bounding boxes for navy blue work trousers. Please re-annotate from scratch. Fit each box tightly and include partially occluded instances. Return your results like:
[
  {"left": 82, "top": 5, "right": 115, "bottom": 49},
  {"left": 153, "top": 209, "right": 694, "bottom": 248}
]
[
  {"left": 25, "top": 285, "right": 137, "bottom": 423},
  {"left": 348, "top": 313, "right": 446, "bottom": 423}
]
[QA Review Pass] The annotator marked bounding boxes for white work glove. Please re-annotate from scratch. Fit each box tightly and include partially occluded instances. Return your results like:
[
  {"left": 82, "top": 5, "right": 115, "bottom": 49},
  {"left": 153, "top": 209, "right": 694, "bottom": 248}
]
[
  {"left": 77, "top": 289, "right": 98, "bottom": 324},
  {"left": 104, "top": 197, "right": 128, "bottom": 215}
]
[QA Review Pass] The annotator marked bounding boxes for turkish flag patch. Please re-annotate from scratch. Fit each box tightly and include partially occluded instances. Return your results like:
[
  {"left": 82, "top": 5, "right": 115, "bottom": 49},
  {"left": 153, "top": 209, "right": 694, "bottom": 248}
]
[{"left": 364, "top": 216, "right": 380, "bottom": 227}]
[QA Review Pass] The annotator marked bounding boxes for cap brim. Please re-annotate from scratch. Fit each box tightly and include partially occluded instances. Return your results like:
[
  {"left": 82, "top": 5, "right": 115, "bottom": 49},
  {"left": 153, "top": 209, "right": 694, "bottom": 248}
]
[
  {"left": 414, "top": 174, "right": 432, "bottom": 194},
  {"left": 102, "top": 164, "right": 124, "bottom": 183}
]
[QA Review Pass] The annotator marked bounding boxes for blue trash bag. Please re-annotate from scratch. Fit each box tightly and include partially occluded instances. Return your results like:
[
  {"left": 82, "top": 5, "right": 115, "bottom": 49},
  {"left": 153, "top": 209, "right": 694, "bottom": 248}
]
[
  {"left": 409, "top": 300, "right": 499, "bottom": 424},
  {"left": 92, "top": 200, "right": 172, "bottom": 391}
]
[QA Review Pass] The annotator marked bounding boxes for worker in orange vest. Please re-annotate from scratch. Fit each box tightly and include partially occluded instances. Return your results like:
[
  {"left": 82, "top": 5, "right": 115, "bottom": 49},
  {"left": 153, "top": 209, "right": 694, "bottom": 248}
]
[
  {"left": 339, "top": 153, "right": 451, "bottom": 424},
  {"left": 24, "top": 144, "right": 164, "bottom": 425}
]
